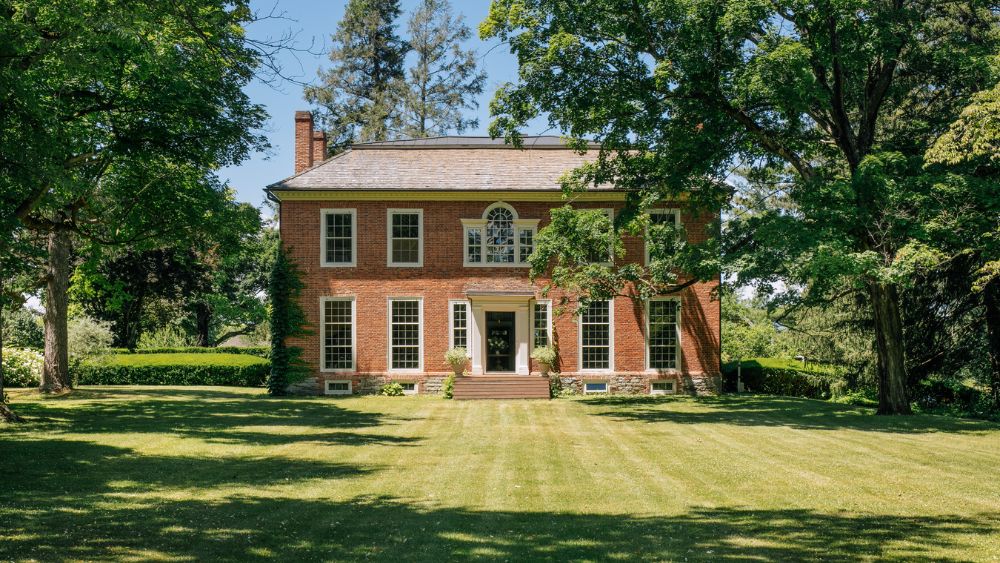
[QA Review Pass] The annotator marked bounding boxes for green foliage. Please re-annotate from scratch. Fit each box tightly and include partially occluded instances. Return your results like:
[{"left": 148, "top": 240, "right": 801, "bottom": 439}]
[
  {"left": 912, "top": 377, "right": 998, "bottom": 421},
  {"left": 305, "top": 0, "right": 408, "bottom": 147},
  {"left": 482, "top": 0, "right": 1000, "bottom": 415},
  {"left": 444, "top": 347, "right": 468, "bottom": 375},
  {"left": 721, "top": 292, "right": 788, "bottom": 363},
  {"left": 380, "top": 382, "right": 405, "bottom": 396},
  {"left": 722, "top": 358, "right": 841, "bottom": 399},
  {"left": 111, "top": 347, "right": 270, "bottom": 358},
  {"left": 442, "top": 374, "right": 455, "bottom": 399},
  {"left": 74, "top": 353, "right": 268, "bottom": 387},
  {"left": 267, "top": 246, "right": 310, "bottom": 395},
  {"left": 399, "top": 0, "right": 486, "bottom": 137},
  {"left": 530, "top": 346, "right": 557, "bottom": 368},
  {"left": 67, "top": 316, "right": 113, "bottom": 363},
  {"left": 1, "top": 307, "right": 43, "bottom": 349},
  {"left": 1, "top": 348, "right": 43, "bottom": 388},
  {"left": 137, "top": 326, "right": 197, "bottom": 349}
]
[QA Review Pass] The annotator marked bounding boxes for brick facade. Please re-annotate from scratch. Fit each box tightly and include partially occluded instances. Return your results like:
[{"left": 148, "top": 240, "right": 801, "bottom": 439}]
[{"left": 278, "top": 198, "right": 721, "bottom": 396}]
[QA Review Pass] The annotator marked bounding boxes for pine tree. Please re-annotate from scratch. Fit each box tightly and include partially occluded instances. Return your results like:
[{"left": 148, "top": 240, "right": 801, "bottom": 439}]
[
  {"left": 397, "top": 0, "right": 486, "bottom": 138},
  {"left": 305, "top": 0, "right": 408, "bottom": 149}
]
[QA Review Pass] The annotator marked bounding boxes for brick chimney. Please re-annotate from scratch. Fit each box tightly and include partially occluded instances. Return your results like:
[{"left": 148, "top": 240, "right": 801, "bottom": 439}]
[
  {"left": 311, "top": 130, "right": 327, "bottom": 165},
  {"left": 294, "top": 110, "right": 315, "bottom": 174}
]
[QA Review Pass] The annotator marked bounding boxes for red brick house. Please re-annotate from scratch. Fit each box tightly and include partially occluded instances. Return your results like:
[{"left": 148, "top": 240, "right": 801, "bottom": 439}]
[{"left": 266, "top": 111, "right": 720, "bottom": 398}]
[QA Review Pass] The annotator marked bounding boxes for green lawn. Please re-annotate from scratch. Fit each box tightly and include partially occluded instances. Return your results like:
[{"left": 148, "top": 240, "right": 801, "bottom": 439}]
[{"left": 2, "top": 388, "right": 999, "bottom": 561}]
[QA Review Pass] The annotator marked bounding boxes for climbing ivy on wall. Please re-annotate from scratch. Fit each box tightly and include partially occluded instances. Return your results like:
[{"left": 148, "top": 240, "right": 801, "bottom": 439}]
[{"left": 267, "top": 245, "right": 310, "bottom": 395}]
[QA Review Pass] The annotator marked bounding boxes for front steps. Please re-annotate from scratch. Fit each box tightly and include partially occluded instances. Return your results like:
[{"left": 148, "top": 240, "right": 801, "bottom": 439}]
[{"left": 452, "top": 375, "right": 550, "bottom": 400}]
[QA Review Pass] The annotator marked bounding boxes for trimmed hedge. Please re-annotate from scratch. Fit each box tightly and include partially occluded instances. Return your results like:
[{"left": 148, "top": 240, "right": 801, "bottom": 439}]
[
  {"left": 75, "top": 353, "right": 269, "bottom": 387},
  {"left": 722, "top": 358, "right": 840, "bottom": 399},
  {"left": 109, "top": 346, "right": 270, "bottom": 358}
]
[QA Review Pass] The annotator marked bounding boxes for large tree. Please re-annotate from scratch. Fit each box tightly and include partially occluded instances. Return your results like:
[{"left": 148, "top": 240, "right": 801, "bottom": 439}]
[
  {"left": 1, "top": 1, "right": 270, "bottom": 391},
  {"left": 305, "top": 0, "right": 408, "bottom": 148},
  {"left": 482, "top": 0, "right": 999, "bottom": 414},
  {"left": 398, "top": 0, "right": 486, "bottom": 137}
]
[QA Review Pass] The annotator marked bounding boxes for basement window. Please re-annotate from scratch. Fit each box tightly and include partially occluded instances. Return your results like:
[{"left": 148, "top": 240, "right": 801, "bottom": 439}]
[
  {"left": 399, "top": 382, "right": 417, "bottom": 395},
  {"left": 650, "top": 381, "right": 676, "bottom": 395},
  {"left": 584, "top": 381, "right": 608, "bottom": 394},
  {"left": 325, "top": 380, "right": 352, "bottom": 395}
]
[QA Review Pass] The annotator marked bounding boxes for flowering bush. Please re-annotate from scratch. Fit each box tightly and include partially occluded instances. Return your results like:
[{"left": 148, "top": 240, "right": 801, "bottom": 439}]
[{"left": 2, "top": 348, "right": 43, "bottom": 388}]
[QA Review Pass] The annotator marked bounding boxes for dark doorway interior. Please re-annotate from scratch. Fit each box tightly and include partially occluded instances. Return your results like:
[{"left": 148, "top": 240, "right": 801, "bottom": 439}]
[{"left": 486, "top": 311, "right": 515, "bottom": 372}]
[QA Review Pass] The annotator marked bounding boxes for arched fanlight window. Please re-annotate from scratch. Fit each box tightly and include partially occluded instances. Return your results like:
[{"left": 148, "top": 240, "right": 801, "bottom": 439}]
[
  {"left": 461, "top": 202, "right": 539, "bottom": 267},
  {"left": 485, "top": 206, "right": 515, "bottom": 263}
]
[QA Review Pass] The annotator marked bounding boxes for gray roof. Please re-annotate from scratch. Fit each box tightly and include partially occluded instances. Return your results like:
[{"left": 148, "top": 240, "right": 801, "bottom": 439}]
[{"left": 267, "top": 136, "right": 609, "bottom": 192}]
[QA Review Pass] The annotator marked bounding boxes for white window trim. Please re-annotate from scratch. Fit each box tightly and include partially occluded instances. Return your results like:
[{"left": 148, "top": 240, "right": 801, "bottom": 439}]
[
  {"left": 387, "top": 296, "right": 424, "bottom": 373},
  {"left": 461, "top": 202, "right": 540, "bottom": 268},
  {"left": 386, "top": 208, "right": 423, "bottom": 267},
  {"left": 644, "top": 208, "right": 682, "bottom": 266},
  {"left": 320, "top": 208, "right": 357, "bottom": 268},
  {"left": 397, "top": 381, "right": 419, "bottom": 396},
  {"left": 583, "top": 380, "right": 609, "bottom": 394},
  {"left": 448, "top": 299, "right": 471, "bottom": 350},
  {"left": 650, "top": 380, "right": 677, "bottom": 395},
  {"left": 645, "top": 297, "right": 682, "bottom": 373},
  {"left": 578, "top": 298, "right": 615, "bottom": 373},
  {"left": 531, "top": 299, "right": 552, "bottom": 350},
  {"left": 320, "top": 296, "right": 356, "bottom": 373},
  {"left": 325, "top": 380, "right": 353, "bottom": 395}
]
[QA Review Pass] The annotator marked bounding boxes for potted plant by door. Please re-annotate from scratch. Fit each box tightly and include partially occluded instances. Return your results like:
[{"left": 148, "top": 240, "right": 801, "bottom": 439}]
[
  {"left": 444, "top": 347, "right": 469, "bottom": 377},
  {"left": 531, "top": 346, "right": 557, "bottom": 377}
]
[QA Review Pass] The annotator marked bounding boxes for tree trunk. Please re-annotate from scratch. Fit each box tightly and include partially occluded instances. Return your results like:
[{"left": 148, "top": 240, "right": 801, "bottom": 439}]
[
  {"left": 869, "top": 282, "right": 911, "bottom": 414},
  {"left": 195, "top": 301, "right": 211, "bottom": 347},
  {"left": 983, "top": 278, "right": 1000, "bottom": 410},
  {"left": 42, "top": 228, "right": 71, "bottom": 392}
]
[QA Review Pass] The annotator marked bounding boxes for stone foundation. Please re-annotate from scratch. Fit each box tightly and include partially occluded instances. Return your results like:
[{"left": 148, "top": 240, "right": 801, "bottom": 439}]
[{"left": 291, "top": 372, "right": 720, "bottom": 396}]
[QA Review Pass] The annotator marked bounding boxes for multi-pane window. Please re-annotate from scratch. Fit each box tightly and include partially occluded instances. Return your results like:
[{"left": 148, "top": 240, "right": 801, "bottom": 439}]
[
  {"left": 390, "top": 299, "right": 421, "bottom": 370},
  {"left": 580, "top": 300, "right": 612, "bottom": 370},
  {"left": 451, "top": 301, "right": 468, "bottom": 349},
  {"left": 388, "top": 210, "right": 422, "bottom": 266},
  {"left": 322, "top": 209, "right": 355, "bottom": 266},
  {"left": 463, "top": 203, "right": 537, "bottom": 267},
  {"left": 519, "top": 229, "right": 534, "bottom": 263},
  {"left": 322, "top": 298, "right": 354, "bottom": 370},
  {"left": 533, "top": 302, "right": 549, "bottom": 349},
  {"left": 648, "top": 299, "right": 680, "bottom": 370},
  {"left": 646, "top": 209, "right": 679, "bottom": 264},
  {"left": 467, "top": 228, "right": 482, "bottom": 263},
  {"left": 485, "top": 207, "right": 515, "bottom": 264}
]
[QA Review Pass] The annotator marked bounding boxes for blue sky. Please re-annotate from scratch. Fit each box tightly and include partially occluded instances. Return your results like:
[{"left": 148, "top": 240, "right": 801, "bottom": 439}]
[{"left": 220, "top": 0, "right": 533, "bottom": 208}]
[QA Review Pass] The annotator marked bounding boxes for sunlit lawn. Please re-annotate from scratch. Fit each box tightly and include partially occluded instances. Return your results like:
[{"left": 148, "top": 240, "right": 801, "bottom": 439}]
[{"left": 2, "top": 387, "right": 999, "bottom": 561}]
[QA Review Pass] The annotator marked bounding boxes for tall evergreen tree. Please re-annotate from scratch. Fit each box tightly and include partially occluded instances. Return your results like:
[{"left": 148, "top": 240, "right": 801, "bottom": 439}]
[
  {"left": 305, "top": 0, "right": 408, "bottom": 149},
  {"left": 398, "top": 0, "right": 486, "bottom": 137}
]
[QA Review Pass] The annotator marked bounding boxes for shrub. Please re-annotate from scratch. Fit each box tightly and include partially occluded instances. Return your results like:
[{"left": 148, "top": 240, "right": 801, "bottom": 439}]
[
  {"left": 74, "top": 353, "right": 269, "bottom": 387},
  {"left": 444, "top": 347, "right": 468, "bottom": 375},
  {"left": 3, "top": 308, "right": 43, "bottom": 349},
  {"left": 722, "top": 358, "right": 839, "bottom": 399},
  {"left": 137, "top": 326, "right": 195, "bottom": 349},
  {"left": 110, "top": 346, "right": 270, "bottom": 358},
  {"left": 531, "top": 346, "right": 557, "bottom": 370},
  {"left": 380, "top": 382, "right": 405, "bottom": 396},
  {"left": 1, "top": 348, "right": 43, "bottom": 387},
  {"left": 68, "top": 316, "right": 113, "bottom": 362},
  {"left": 442, "top": 374, "right": 455, "bottom": 399}
]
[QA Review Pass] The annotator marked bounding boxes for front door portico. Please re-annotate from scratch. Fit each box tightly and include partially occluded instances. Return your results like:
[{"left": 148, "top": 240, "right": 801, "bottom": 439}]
[{"left": 467, "top": 291, "right": 533, "bottom": 375}]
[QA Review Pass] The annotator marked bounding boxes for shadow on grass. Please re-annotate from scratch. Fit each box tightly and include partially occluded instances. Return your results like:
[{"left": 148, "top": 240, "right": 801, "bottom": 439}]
[
  {"left": 583, "top": 395, "right": 998, "bottom": 434},
  {"left": 1, "top": 491, "right": 995, "bottom": 561},
  {"left": 8, "top": 388, "right": 421, "bottom": 447}
]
